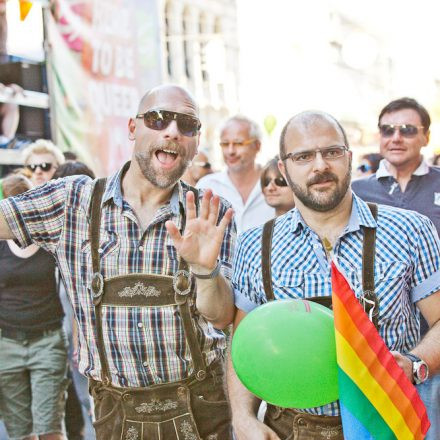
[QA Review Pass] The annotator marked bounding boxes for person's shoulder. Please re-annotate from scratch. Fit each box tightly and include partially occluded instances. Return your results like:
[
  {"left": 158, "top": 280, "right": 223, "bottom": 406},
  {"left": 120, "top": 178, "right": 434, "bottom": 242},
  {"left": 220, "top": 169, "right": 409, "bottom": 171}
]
[
  {"left": 376, "top": 203, "right": 433, "bottom": 232},
  {"left": 196, "top": 171, "right": 226, "bottom": 188},
  {"left": 427, "top": 165, "right": 440, "bottom": 178},
  {"left": 352, "top": 174, "right": 377, "bottom": 189}
]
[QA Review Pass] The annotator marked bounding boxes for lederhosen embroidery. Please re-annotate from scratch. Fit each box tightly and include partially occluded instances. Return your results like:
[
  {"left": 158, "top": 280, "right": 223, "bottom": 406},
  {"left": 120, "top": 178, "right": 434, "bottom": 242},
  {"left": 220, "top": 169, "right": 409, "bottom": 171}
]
[
  {"left": 88, "top": 179, "right": 232, "bottom": 440},
  {"left": 260, "top": 204, "right": 378, "bottom": 439}
]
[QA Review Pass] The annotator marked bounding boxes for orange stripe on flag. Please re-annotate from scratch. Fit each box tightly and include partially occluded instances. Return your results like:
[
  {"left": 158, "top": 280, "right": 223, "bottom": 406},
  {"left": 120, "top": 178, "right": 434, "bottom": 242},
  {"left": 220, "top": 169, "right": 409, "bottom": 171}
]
[
  {"left": 333, "top": 293, "right": 423, "bottom": 438},
  {"left": 19, "top": 1, "right": 33, "bottom": 21}
]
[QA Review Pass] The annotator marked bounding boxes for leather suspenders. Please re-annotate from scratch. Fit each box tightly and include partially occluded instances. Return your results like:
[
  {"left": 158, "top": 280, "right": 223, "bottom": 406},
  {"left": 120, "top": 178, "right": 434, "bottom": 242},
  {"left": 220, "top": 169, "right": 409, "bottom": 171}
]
[{"left": 261, "top": 203, "right": 379, "bottom": 329}]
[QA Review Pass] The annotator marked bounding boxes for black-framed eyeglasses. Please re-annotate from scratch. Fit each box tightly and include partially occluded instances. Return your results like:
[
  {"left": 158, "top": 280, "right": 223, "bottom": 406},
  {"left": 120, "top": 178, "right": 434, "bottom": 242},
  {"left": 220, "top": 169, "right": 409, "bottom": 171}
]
[
  {"left": 378, "top": 124, "right": 424, "bottom": 138},
  {"left": 136, "top": 109, "right": 201, "bottom": 137},
  {"left": 262, "top": 176, "right": 288, "bottom": 188},
  {"left": 193, "top": 161, "right": 211, "bottom": 169},
  {"left": 26, "top": 163, "right": 54, "bottom": 172},
  {"left": 281, "top": 145, "right": 349, "bottom": 164}
]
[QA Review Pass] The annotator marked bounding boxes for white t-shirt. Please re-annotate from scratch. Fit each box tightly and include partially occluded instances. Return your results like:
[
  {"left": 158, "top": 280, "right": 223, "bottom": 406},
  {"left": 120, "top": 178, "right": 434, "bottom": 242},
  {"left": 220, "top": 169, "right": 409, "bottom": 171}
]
[{"left": 196, "top": 171, "right": 275, "bottom": 235}]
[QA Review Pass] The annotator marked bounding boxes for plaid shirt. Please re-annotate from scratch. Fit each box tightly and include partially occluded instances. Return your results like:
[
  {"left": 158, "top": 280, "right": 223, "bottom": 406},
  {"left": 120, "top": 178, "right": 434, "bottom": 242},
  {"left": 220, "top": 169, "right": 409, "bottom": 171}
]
[
  {"left": 233, "top": 194, "right": 440, "bottom": 416},
  {"left": 0, "top": 163, "right": 236, "bottom": 387}
]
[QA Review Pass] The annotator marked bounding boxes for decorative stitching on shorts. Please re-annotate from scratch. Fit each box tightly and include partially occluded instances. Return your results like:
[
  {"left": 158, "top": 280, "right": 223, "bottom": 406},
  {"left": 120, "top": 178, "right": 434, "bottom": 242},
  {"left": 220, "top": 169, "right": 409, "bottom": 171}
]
[
  {"left": 118, "top": 283, "right": 161, "bottom": 298},
  {"left": 125, "top": 426, "right": 139, "bottom": 440},
  {"left": 179, "top": 419, "right": 197, "bottom": 440},
  {"left": 135, "top": 398, "right": 178, "bottom": 413}
]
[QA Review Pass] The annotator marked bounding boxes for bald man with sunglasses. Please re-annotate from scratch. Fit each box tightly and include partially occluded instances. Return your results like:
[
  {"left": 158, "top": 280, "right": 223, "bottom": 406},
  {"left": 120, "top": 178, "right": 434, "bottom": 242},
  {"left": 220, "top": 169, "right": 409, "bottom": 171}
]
[
  {"left": 352, "top": 97, "right": 440, "bottom": 440},
  {"left": 0, "top": 85, "right": 236, "bottom": 440}
]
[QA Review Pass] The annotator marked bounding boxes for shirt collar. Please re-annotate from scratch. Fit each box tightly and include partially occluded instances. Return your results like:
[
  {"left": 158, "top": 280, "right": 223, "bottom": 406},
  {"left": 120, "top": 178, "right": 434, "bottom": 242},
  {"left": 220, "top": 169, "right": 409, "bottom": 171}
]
[
  {"left": 289, "top": 192, "right": 376, "bottom": 235},
  {"left": 102, "top": 161, "right": 184, "bottom": 217},
  {"left": 376, "top": 158, "right": 430, "bottom": 178}
]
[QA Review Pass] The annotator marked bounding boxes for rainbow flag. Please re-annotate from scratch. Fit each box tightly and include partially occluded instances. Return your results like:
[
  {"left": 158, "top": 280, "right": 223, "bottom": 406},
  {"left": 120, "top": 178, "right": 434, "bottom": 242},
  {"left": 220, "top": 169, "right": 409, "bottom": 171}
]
[{"left": 331, "top": 262, "right": 430, "bottom": 439}]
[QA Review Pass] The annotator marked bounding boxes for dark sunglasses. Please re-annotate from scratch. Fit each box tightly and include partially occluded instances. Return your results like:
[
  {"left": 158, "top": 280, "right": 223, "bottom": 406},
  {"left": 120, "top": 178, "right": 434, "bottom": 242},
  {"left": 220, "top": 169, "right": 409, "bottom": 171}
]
[
  {"left": 357, "top": 164, "right": 372, "bottom": 173},
  {"left": 379, "top": 124, "right": 424, "bottom": 138},
  {"left": 262, "top": 176, "right": 288, "bottom": 188},
  {"left": 136, "top": 110, "right": 201, "bottom": 137},
  {"left": 26, "top": 163, "right": 54, "bottom": 172},
  {"left": 193, "top": 161, "right": 211, "bottom": 169}
]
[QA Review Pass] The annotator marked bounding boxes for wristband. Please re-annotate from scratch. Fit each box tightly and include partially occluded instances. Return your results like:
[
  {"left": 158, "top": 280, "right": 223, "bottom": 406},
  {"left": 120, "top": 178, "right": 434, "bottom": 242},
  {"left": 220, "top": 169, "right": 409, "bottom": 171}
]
[{"left": 191, "top": 260, "right": 221, "bottom": 279}]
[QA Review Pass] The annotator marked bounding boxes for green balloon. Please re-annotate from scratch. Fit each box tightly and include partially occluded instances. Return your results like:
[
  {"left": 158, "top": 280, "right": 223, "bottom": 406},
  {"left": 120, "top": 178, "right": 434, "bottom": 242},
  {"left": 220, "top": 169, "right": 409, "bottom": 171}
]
[
  {"left": 264, "top": 115, "right": 277, "bottom": 135},
  {"left": 231, "top": 299, "right": 338, "bottom": 408}
]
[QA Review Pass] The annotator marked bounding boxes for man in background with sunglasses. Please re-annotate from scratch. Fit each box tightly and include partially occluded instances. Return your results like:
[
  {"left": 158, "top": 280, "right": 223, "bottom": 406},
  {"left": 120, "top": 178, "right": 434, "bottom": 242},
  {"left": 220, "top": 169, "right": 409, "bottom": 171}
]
[
  {"left": 197, "top": 115, "right": 275, "bottom": 235},
  {"left": 22, "top": 138, "right": 65, "bottom": 186},
  {"left": 352, "top": 98, "right": 440, "bottom": 439},
  {"left": 0, "top": 84, "right": 236, "bottom": 439},
  {"left": 228, "top": 110, "right": 440, "bottom": 439}
]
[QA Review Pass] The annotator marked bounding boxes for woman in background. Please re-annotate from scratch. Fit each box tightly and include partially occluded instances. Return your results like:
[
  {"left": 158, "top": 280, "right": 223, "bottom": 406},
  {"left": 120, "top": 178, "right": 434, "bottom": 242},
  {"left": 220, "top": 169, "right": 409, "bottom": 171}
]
[{"left": 261, "top": 156, "right": 295, "bottom": 217}]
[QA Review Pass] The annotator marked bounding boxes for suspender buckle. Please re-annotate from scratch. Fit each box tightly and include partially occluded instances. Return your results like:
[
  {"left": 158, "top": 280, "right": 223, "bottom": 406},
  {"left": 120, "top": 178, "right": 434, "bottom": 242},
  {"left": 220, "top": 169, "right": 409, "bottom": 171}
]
[
  {"left": 360, "top": 289, "right": 380, "bottom": 326},
  {"left": 173, "top": 270, "right": 192, "bottom": 296},
  {"left": 91, "top": 272, "right": 104, "bottom": 305}
]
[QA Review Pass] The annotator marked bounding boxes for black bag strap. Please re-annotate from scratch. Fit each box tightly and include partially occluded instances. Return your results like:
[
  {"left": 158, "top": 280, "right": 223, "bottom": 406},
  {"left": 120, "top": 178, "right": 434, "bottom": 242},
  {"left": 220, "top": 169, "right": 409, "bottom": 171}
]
[
  {"left": 262, "top": 219, "right": 276, "bottom": 302},
  {"left": 362, "top": 202, "right": 379, "bottom": 329}
]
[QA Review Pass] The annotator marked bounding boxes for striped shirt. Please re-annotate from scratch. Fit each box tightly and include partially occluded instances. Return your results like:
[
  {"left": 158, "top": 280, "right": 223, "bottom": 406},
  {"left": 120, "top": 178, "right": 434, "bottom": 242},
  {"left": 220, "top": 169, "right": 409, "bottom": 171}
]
[
  {"left": 232, "top": 193, "right": 440, "bottom": 416},
  {"left": 0, "top": 163, "right": 236, "bottom": 387}
]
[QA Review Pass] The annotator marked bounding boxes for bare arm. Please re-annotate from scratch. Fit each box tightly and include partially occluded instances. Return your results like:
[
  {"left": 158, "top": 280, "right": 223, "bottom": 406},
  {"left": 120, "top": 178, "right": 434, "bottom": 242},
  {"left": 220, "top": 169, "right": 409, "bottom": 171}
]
[
  {"left": 227, "top": 308, "right": 281, "bottom": 440},
  {"left": 0, "top": 211, "right": 14, "bottom": 239},
  {"left": 393, "top": 291, "right": 440, "bottom": 380}
]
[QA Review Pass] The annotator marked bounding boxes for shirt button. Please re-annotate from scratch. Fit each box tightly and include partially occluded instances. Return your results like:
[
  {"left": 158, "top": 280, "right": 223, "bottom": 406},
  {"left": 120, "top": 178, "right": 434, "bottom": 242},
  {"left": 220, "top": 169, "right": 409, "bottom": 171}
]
[
  {"left": 143, "top": 361, "right": 148, "bottom": 367},
  {"left": 139, "top": 245, "right": 144, "bottom": 251},
  {"left": 313, "top": 244, "right": 320, "bottom": 249},
  {"left": 98, "top": 248, "right": 104, "bottom": 254},
  {"left": 137, "top": 322, "right": 143, "bottom": 328}
]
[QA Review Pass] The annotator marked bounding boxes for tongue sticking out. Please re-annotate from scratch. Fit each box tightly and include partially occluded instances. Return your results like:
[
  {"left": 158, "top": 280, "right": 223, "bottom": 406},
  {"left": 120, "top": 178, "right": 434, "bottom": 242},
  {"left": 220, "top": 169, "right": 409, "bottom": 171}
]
[{"left": 156, "top": 150, "right": 177, "bottom": 165}]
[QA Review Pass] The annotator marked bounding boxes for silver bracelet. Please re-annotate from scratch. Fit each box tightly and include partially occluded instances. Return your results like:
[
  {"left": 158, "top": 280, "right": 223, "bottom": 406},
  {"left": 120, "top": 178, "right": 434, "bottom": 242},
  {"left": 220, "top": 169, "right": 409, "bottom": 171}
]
[{"left": 191, "top": 261, "right": 221, "bottom": 279}]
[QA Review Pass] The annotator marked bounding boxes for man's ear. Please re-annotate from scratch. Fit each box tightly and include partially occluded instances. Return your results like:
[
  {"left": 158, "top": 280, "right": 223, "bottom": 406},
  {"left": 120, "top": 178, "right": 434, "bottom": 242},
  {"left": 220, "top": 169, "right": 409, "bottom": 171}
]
[
  {"left": 254, "top": 140, "right": 261, "bottom": 154},
  {"left": 278, "top": 159, "right": 287, "bottom": 179},
  {"left": 128, "top": 118, "right": 136, "bottom": 140},
  {"left": 424, "top": 129, "right": 430, "bottom": 146}
]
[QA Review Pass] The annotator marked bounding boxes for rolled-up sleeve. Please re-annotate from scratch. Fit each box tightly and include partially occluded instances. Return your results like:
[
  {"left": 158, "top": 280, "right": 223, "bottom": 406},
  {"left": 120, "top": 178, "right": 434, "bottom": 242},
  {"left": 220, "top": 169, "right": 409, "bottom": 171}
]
[
  {"left": 410, "top": 215, "right": 440, "bottom": 303},
  {"left": 0, "top": 178, "right": 70, "bottom": 253}
]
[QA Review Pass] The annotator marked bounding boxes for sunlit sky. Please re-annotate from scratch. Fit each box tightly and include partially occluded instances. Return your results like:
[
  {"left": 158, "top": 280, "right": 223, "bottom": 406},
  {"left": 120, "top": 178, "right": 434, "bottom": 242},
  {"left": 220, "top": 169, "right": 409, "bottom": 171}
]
[{"left": 6, "top": 0, "right": 440, "bottom": 160}]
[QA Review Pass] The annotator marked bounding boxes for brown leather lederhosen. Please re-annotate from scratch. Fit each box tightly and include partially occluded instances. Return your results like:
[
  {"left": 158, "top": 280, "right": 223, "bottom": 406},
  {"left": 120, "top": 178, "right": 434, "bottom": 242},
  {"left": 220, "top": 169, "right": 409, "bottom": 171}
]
[
  {"left": 88, "top": 179, "right": 232, "bottom": 440},
  {"left": 260, "top": 203, "right": 379, "bottom": 440}
]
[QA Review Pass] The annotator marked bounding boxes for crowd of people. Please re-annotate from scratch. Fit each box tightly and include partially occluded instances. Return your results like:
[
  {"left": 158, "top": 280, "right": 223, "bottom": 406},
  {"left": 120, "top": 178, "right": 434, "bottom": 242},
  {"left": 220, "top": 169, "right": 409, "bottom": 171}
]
[{"left": 0, "top": 85, "right": 439, "bottom": 440}]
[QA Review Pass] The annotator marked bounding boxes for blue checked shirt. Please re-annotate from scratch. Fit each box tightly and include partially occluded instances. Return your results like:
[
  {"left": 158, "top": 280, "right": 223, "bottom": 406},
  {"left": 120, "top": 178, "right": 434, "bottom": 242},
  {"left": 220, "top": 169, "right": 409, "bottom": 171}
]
[
  {"left": 0, "top": 163, "right": 236, "bottom": 387},
  {"left": 232, "top": 194, "right": 440, "bottom": 416}
]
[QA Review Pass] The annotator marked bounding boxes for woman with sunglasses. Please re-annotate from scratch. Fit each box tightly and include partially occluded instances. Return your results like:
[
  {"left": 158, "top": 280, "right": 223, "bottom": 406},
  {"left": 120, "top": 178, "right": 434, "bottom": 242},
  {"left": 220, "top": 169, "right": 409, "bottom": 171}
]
[
  {"left": 22, "top": 139, "right": 65, "bottom": 186},
  {"left": 261, "top": 156, "right": 295, "bottom": 216}
]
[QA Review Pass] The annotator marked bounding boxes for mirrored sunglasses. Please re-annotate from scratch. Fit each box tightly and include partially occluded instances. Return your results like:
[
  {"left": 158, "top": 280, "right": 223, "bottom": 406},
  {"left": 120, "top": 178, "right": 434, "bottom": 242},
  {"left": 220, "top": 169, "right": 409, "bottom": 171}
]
[
  {"left": 136, "top": 109, "right": 201, "bottom": 137},
  {"left": 357, "top": 164, "right": 372, "bottom": 173},
  {"left": 262, "top": 176, "right": 288, "bottom": 188},
  {"left": 26, "top": 163, "right": 54, "bottom": 172},
  {"left": 379, "top": 124, "right": 424, "bottom": 138}
]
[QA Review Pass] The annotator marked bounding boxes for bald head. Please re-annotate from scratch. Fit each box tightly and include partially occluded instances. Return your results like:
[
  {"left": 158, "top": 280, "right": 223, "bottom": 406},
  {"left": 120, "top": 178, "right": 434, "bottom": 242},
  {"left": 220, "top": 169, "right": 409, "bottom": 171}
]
[
  {"left": 280, "top": 111, "right": 348, "bottom": 158},
  {"left": 138, "top": 84, "right": 199, "bottom": 115}
]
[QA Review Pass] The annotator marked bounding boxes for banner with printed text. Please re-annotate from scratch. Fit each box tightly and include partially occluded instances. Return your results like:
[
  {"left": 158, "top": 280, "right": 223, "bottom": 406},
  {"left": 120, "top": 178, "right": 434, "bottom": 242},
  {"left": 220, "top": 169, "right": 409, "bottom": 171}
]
[{"left": 46, "top": 0, "right": 162, "bottom": 175}]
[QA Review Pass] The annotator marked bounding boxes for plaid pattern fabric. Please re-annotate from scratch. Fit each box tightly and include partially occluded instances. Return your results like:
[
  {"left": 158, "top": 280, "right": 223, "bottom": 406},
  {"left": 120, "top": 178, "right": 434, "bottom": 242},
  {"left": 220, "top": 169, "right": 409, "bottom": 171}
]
[
  {"left": 232, "top": 194, "right": 440, "bottom": 416},
  {"left": 0, "top": 164, "right": 236, "bottom": 387}
]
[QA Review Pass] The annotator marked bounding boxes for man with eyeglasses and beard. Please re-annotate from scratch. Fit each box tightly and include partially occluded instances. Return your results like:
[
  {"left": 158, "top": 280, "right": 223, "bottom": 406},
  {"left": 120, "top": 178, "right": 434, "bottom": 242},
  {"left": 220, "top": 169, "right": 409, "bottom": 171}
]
[
  {"left": 352, "top": 97, "right": 440, "bottom": 440},
  {"left": 227, "top": 110, "right": 440, "bottom": 440},
  {"left": 0, "top": 84, "right": 236, "bottom": 440}
]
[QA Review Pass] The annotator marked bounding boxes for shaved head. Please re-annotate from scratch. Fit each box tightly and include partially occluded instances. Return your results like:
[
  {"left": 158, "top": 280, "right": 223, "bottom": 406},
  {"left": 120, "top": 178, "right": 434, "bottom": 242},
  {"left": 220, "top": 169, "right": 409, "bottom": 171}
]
[
  {"left": 280, "top": 111, "right": 348, "bottom": 158},
  {"left": 138, "top": 84, "right": 199, "bottom": 115}
]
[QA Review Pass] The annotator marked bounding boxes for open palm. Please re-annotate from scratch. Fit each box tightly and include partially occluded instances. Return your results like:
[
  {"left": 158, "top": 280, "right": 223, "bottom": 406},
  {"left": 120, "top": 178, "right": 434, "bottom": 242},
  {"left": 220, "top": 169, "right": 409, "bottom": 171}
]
[{"left": 165, "top": 189, "right": 234, "bottom": 270}]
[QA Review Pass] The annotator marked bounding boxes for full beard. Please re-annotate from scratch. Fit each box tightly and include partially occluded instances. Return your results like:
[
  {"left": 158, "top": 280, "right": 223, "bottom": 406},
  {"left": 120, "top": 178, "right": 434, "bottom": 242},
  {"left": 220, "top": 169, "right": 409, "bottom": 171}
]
[
  {"left": 286, "top": 169, "right": 351, "bottom": 212},
  {"left": 135, "top": 144, "right": 191, "bottom": 189}
]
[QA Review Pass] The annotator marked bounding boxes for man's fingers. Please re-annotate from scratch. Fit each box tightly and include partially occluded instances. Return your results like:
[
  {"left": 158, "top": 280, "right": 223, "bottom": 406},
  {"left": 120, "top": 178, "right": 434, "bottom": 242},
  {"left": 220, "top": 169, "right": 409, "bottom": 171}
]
[
  {"left": 217, "top": 208, "right": 234, "bottom": 234},
  {"left": 165, "top": 220, "right": 183, "bottom": 246},
  {"left": 200, "top": 189, "right": 212, "bottom": 220},
  {"left": 208, "top": 195, "right": 220, "bottom": 224},
  {"left": 186, "top": 191, "right": 197, "bottom": 221}
]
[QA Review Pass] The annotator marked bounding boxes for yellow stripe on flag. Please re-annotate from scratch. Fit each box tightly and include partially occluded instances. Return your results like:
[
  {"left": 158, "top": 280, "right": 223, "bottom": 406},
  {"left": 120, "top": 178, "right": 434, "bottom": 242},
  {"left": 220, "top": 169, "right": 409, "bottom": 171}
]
[
  {"left": 19, "top": 1, "right": 33, "bottom": 21},
  {"left": 335, "top": 331, "right": 417, "bottom": 439}
]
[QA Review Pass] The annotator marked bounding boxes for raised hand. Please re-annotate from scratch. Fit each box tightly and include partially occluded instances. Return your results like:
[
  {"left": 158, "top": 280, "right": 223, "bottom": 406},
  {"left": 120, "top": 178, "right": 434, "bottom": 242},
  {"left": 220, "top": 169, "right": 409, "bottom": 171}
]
[{"left": 165, "top": 189, "right": 234, "bottom": 271}]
